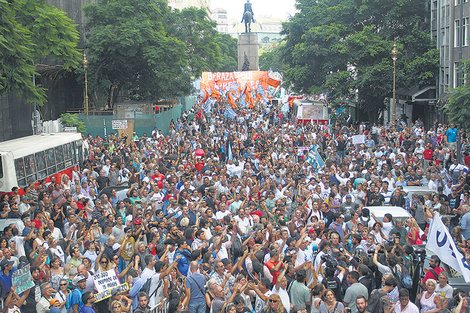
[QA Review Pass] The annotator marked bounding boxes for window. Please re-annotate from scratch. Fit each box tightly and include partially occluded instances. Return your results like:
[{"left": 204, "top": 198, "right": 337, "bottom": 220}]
[
  {"left": 454, "top": 62, "right": 460, "bottom": 88},
  {"left": 35, "top": 151, "right": 47, "bottom": 180},
  {"left": 455, "top": 20, "right": 460, "bottom": 47},
  {"left": 463, "top": 17, "right": 469, "bottom": 46}
]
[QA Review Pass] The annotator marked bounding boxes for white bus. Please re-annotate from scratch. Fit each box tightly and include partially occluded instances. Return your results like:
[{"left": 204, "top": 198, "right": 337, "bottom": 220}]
[
  {"left": 292, "top": 99, "right": 329, "bottom": 125},
  {"left": 0, "top": 133, "right": 85, "bottom": 193}
]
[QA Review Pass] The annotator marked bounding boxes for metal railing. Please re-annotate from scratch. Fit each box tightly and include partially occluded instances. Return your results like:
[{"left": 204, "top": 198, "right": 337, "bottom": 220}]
[{"left": 150, "top": 299, "right": 168, "bottom": 313}]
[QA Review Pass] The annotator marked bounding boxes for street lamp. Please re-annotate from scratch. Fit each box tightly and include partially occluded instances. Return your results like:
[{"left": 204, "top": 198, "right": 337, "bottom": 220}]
[
  {"left": 83, "top": 51, "right": 89, "bottom": 116},
  {"left": 391, "top": 43, "right": 398, "bottom": 123}
]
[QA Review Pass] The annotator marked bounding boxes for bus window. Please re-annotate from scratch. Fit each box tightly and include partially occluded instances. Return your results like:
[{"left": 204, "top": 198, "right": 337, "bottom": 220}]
[
  {"left": 0, "top": 155, "right": 3, "bottom": 178},
  {"left": 14, "top": 158, "right": 26, "bottom": 188},
  {"left": 55, "top": 146, "right": 65, "bottom": 172},
  {"left": 24, "top": 155, "right": 35, "bottom": 176},
  {"left": 35, "top": 151, "right": 47, "bottom": 180},
  {"left": 64, "top": 143, "right": 73, "bottom": 161},
  {"left": 45, "top": 148, "right": 55, "bottom": 168}
]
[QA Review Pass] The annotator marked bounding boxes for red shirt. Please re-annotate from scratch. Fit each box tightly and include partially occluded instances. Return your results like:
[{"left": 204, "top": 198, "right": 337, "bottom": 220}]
[
  {"left": 423, "top": 149, "right": 434, "bottom": 160},
  {"left": 423, "top": 267, "right": 444, "bottom": 284},
  {"left": 265, "top": 260, "right": 283, "bottom": 285}
]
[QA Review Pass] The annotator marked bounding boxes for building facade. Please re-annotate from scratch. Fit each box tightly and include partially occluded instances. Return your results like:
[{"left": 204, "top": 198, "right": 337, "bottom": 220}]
[{"left": 431, "top": 0, "right": 470, "bottom": 96}]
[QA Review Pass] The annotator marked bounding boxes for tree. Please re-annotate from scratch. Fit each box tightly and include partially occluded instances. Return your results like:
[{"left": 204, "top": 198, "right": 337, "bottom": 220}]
[
  {"left": 83, "top": 0, "right": 190, "bottom": 108},
  {"left": 280, "top": 0, "right": 438, "bottom": 122},
  {"left": 0, "top": 0, "right": 81, "bottom": 106},
  {"left": 260, "top": 43, "right": 285, "bottom": 72},
  {"left": 215, "top": 33, "right": 238, "bottom": 72},
  {"left": 164, "top": 7, "right": 221, "bottom": 76},
  {"left": 60, "top": 113, "right": 87, "bottom": 134},
  {"left": 445, "top": 61, "right": 470, "bottom": 129}
]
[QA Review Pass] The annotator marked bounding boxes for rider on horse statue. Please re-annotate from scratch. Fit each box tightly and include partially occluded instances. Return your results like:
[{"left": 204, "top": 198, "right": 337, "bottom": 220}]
[{"left": 241, "top": 0, "right": 255, "bottom": 33}]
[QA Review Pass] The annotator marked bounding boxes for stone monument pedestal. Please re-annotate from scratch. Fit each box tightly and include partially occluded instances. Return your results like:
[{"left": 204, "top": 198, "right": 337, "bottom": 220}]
[{"left": 238, "top": 32, "right": 259, "bottom": 71}]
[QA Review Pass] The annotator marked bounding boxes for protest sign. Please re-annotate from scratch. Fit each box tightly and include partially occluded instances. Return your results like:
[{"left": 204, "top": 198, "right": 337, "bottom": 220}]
[
  {"left": 93, "top": 269, "right": 121, "bottom": 293},
  {"left": 94, "top": 283, "right": 129, "bottom": 302},
  {"left": 12, "top": 265, "right": 35, "bottom": 294},
  {"left": 351, "top": 135, "right": 365, "bottom": 145},
  {"left": 112, "top": 120, "right": 128, "bottom": 130}
]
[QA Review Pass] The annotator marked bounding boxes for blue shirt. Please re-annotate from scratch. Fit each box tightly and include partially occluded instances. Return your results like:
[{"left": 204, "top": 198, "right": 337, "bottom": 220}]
[
  {"left": 328, "top": 222, "right": 344, "bottom": 239},
  {"left": 70, "top": 287, "right": 85, "bottom": 312},
  {"left": 129, "top": 277, "right": 145, "bottom": 310},
  {"left": 175, "top": 249, "right": 190, "bottom": 276},
  {"left": 0, "top": 267, "right": 17, "bottom": 298},
  {"left": 446, "top": 128, "right": 458, "bottom": 143},
  {"left": 460, "top": 212, "right": 470, "bottom": 240},
  {"left": 187, "top": 273, "right": 206, "bottom": 304},
  {"left": 80, "top": 305, "right": 96, "bottom": 313}
]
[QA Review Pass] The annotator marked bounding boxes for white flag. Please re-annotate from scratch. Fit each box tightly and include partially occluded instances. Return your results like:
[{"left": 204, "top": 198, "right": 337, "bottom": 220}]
[{"left": 426, "top": 213, "right": 470, "bottom": 282}]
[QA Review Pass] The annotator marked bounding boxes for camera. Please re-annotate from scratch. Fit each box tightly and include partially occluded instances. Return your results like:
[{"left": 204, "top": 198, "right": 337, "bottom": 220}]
[{"left": 321, "top": 254, "right": 337, "bottom": 269}]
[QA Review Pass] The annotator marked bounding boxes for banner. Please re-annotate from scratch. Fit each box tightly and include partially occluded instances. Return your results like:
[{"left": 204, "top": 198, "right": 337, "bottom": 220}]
[
  {"left": 352, "top": 135, "right": 366, "bottom": 145},
  {"left": 93, "top": 268, "right": 121, "bottom": 292},
  {"left": 297, "top": 146, "right": 310, "bottom": 156},
  {"left": 426, "top": 213, "right": 470, "bottom": 282},
  {"left": 201, "top": 71, "right": 269, "bottom": 91},
  {"left": 12, "top": 265, "right": 35, "bottom": 294},
  {"left": 94, "top": 283, "right": 129, "bottom": 302},
  {"left": 112, "top": 120, "right": 128, "bottom": 130}
]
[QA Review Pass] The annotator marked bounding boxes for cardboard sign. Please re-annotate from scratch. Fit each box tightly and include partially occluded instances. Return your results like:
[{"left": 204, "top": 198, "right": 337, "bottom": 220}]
[
  {"left": 94, "top": 283, "right": 129, "bottom": 302},
  {"left": 112, "top": 120, "right": 128, "bottom": 130},
  {"left": 12, "top": 265, "right": 35, "bottom": 294},
  {"left": 93, "top": 269, "right": 121, "bottom": 293}
]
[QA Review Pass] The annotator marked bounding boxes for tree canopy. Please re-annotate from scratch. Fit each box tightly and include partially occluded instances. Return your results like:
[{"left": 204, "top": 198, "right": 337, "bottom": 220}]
[
  {"left": 280, "top": 0, "right": 439, "bottom": 121},
  {"left": 0, "top": 0, "right": 81, "bottom": 105},
  {"left": 83, "top": 0, "right": 190, "bottom": 108}
]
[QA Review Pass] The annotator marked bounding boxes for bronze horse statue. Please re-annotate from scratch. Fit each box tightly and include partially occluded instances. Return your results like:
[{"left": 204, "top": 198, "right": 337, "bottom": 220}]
[{"left": 241, "top": 0, "right": 255, "bottom": 33}]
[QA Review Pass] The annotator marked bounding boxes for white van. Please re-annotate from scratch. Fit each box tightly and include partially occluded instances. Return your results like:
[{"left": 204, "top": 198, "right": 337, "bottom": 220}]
[{"left": 363, "top": 206, "right": 412, "bottom": 223}]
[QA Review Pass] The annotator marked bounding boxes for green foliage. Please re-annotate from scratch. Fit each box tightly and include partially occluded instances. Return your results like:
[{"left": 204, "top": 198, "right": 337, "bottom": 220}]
[
  {"left": 215, "top": 33, "right": 238, "bottom": 72},
  {"left": 260, "top": 43, "right": 285, "bottom": 72},
  {"left": 60, "top": 113, "right": 87, "bottom": 134},
  {"left": 445, "top": 60, "right": 470, "bottom": 129},
  {"left": 164, "top": 7, "right": 221, "bottom": 76},
  {"left": 83, "top": 0, "right": 191, "bottom": 108},
  {"left": 280, "top": 0, "right": 439, "bottom": 121},
  {"left": 0, "top": 0, "right": 80, "bottom": 105}
]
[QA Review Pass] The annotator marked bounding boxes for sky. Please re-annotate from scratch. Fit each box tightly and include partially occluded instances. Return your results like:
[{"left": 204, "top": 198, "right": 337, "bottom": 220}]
[{"left": 210, "top": 0, "right": 297, "bottom": 20}]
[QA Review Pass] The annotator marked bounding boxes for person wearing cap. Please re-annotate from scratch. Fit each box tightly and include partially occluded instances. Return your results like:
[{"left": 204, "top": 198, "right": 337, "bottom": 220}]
[
  {"left": 328, "top": 213, "right": 345, "bottom": 240},
  {"left": 0, "top": 258, "right": 16, "bottom": 298},
  {"left": 37, "top": 282, "right": 54, "bottom": 313},
  {"left": 339, "top": 194, "right": 359, "bottom": 222},
  {"left": 79, "top": 291, "right": 96, "bottom": 313},
  {"left": 69, "top": 275, "right": 87, "bottom": 313}
]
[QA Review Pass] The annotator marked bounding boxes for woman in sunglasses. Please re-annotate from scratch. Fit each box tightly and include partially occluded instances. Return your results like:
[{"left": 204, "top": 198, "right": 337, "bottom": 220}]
[
  {"left": 56, "top": 279, "right": 70, "bottom": 313},
  {"left": 263, "top": 294, "right": 287, "bottom": 313},
  {"left": 318, "top": 289, "right": 344, "bottom": 313}
]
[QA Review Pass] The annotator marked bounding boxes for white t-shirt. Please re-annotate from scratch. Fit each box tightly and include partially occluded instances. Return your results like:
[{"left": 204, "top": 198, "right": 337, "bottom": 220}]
[
  {"left": 382, "top": 221, "right": 393, "bottom": 238},
  {"left": 148, "top": 273, "right": 162, "bottom": 308},
  {"left": 435, "top": 284, "right": 453, "bottom": 303},
  {"left": 272, "top": 286, "right": 290, "bottom": 313}
]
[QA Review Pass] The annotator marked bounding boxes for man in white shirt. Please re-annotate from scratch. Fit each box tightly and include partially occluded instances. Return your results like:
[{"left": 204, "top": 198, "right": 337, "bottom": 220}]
[{"left": 393, "top": 288, "right": 419, "bottom": 313}]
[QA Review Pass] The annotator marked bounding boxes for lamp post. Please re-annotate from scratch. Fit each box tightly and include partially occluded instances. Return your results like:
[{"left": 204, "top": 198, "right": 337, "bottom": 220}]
[
  {"left": 83, "top": 52, "right": 89, "bottom": 116},
  {"left": 391, "top": 43, "right": 398, "bottom": 123}
]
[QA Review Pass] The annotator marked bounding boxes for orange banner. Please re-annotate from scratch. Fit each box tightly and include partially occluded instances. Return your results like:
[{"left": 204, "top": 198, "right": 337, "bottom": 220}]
[{"left": 201, "top": 71, "right": 269, "bottom": 91}]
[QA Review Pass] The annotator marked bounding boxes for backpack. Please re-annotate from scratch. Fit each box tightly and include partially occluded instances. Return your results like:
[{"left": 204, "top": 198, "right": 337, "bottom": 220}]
[
  {"left": 231, "top": 234, "right": 242, "bottom": 258},
  {"left": 400, "top": 265, "right": 413, "bottom": 289},
  {"left": 140, "top": 274, "right": 155, "bottom": 296},
  {"left": 367, "top": 289, "right": 388, "bottom": 313},
  {"left": 66, "top": 289, "right": 79, "bottom": 313}
]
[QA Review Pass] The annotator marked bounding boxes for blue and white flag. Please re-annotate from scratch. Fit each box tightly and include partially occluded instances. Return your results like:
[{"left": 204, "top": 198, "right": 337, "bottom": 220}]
[
  {"left": 306, "top": 146, "right": 325, "bottom": 169},
  {"left": 204, "top": 98, "right": 212, "bottom": 114},
  {"left": 427, "top": 213, "right": 470, "bottom": 282},
  {"left": 225, "top": 105, "right": 237, "bottom": 120},
  {"left": 228, "top": 143, "right": 233, "bottom": 160}
]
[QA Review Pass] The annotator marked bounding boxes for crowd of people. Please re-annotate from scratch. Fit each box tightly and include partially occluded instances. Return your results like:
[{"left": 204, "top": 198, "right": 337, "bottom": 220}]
[{"left": 1, "top": 99, "right": 470, "bottom": 313}]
